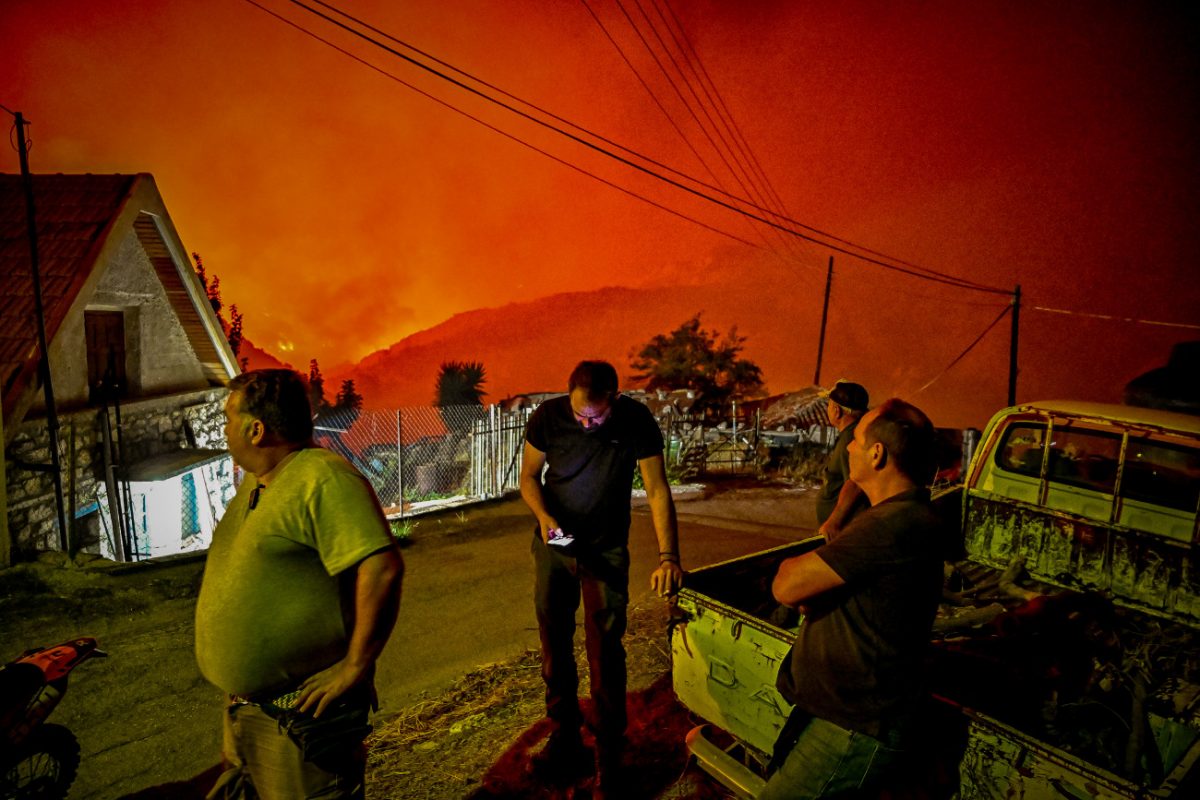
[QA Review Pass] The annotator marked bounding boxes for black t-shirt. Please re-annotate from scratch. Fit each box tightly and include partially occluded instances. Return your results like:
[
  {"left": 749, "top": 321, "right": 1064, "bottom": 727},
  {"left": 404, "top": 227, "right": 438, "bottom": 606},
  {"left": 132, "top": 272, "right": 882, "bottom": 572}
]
[
  {"left": 525, "top": 394, "right": 664, "bottom": 548},
  {"left": 777, "top": 488, "right": 944, "bottom": 738}
]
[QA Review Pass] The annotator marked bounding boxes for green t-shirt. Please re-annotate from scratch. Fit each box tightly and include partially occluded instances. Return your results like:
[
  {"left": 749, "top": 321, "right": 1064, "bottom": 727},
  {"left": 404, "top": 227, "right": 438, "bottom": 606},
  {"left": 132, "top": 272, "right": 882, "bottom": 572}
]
[{"left": 195, "top": 448, "right": 394, "bottom": 696}]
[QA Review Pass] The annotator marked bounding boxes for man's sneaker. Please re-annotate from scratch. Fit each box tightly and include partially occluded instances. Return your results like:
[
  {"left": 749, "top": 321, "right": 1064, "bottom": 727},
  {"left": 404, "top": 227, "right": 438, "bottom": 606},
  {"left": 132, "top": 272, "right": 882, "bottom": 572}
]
[{"left": 528, "top": 730, "right": 591, "bottom": 785}]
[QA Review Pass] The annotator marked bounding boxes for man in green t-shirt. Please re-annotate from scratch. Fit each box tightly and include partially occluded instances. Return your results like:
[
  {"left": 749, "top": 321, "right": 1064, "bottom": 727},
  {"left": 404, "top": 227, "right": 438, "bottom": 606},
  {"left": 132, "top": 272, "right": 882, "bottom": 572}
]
[{"left": 196, "top": 369, "right": 403, "bottom": 800}]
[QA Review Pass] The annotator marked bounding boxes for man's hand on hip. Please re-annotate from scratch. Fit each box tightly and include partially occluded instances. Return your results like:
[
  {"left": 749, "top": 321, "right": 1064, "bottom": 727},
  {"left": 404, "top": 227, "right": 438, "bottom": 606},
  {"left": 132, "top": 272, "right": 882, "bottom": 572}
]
[{"left": 296, "top": 659, "right": 367, "bottom": 718}]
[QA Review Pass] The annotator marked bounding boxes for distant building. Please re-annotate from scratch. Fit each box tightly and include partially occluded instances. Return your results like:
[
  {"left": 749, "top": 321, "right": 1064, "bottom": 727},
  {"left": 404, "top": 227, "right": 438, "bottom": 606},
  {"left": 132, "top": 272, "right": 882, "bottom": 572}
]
[{"left": 2, "top": 173, "right": 239, "bottom": 565}]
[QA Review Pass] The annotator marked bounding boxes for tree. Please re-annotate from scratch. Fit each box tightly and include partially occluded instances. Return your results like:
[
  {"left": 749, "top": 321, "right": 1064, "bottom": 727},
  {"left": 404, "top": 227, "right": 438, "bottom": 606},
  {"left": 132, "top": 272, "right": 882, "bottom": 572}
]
[
  {"left": 630, "top": 313, "right": 765, "bottom": 416},
  {"left": 434, "top": 361, "right": 487, "bottom": 407},
  {"left": 334, "top": 379, "right": 363, "bottom": 414},
  {"left": 192, "top": 252, "right": 242, "bottom": 361},
  {"left": 227, "top": 304, "right": 244, "bottom": 360},
  {"left": 308, "top": 358, "right": 331, "bottom": 415}
]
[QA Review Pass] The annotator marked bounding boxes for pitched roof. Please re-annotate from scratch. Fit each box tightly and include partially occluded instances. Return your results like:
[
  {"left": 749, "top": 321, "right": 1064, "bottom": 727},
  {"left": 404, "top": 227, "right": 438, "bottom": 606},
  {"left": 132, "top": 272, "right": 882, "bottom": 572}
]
[{"left": 0, "top": 173, "right": 237, "bottom": 428}]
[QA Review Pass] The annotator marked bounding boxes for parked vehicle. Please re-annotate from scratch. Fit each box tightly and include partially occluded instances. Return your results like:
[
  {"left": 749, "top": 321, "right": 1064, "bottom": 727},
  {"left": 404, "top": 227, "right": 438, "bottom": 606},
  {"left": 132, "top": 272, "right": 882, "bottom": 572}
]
[
  {"left": 672, "top": 401, "right": 1200, "bottom": 799},
  {"left": 0, "top": 638, "right": 106, "bottom": 799}
]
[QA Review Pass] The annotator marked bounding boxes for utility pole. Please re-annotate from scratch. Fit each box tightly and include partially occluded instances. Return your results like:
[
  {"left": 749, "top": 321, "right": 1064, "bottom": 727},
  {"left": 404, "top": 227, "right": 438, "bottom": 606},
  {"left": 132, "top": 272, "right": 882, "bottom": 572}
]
[
  {"left": 14, "top": 111, "right": 70, "bottom": 552},
  {"left": 1008, "top": 284, "right": 1021, "bottom": 407},
  {"left": 814, "top": 256, "right": 833, "bottom": 386}
]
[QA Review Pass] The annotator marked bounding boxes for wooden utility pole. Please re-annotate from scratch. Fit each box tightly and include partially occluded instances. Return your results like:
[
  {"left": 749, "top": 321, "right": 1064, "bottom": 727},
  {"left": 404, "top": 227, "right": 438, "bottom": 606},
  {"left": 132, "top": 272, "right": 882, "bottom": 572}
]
[
  {"left": 814, "top": 256, "right": 833, "bottom": 386},
  {"left": 14, "top": 111, "right": 70, "bottom": 552},
  {"left": 1008, "top": 284, "right": 1021, "bottom": 407}
]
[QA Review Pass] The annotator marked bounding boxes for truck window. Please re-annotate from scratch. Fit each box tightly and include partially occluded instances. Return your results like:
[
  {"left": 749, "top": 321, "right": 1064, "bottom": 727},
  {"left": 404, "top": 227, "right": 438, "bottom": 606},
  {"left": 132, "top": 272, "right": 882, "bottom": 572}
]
[
  {"left": 1122, "top": 438, "right": 1200, "bottom": 512},
  {"left": 996, "top": 423, "right": 1046, "bottom": 477},
  {"left": 1046, "top": 427, "right": 1121, "bottom": 494}
]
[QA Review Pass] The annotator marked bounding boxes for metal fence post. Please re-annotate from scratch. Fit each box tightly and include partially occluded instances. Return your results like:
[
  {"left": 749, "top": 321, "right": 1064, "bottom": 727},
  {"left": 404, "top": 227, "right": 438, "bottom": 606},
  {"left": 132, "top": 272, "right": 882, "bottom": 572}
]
[{"left": 396, "top": 409, "right": 404, "bottom": 518}]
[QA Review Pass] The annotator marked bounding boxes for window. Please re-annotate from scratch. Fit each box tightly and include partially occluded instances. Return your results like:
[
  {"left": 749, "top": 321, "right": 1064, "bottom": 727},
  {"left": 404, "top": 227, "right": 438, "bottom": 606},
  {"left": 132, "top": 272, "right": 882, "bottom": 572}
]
[
  {"left": 997, "top": 421, "right": 1122, "bottom": 495},
  {"left": 1045, "top": 427, "right": 1121, "bottom": 494},
  {"left": 996, "top": 423, "right": 1047, "bottom": 477},
  {"left": 85, "top": 310, "right": 127, "bottom": 403},
  {"left": 1122, "top": 438, "right": 1200, "bottom": 512}
]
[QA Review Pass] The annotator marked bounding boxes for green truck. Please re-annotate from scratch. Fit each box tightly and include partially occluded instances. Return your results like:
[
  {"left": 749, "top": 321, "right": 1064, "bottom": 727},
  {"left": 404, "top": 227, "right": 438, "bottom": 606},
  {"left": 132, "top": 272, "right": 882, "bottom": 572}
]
[{"left": 672, "top": 401, "right": 1200, "bottom": 799}]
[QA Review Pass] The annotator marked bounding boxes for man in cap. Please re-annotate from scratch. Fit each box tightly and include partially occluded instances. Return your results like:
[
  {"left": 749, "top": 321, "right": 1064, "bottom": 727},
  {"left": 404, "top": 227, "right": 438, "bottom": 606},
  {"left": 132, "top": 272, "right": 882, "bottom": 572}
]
[{"left": 815, "top": 380, "right": 870, "bottom": 540}]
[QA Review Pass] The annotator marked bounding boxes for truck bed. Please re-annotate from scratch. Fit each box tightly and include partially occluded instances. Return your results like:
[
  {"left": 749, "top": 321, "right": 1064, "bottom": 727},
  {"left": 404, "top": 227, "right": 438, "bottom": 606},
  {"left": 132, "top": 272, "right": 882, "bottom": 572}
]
[{"left": 672, "top": 540, "right": 1200, "bottom": 798}]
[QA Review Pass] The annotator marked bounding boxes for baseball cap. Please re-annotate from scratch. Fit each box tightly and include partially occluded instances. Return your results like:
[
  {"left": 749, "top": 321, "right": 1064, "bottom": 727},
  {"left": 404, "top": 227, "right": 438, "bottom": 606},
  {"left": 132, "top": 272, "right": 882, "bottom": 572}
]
[{"left": 823, "top": 380, "right": 869, "bottom": 412}]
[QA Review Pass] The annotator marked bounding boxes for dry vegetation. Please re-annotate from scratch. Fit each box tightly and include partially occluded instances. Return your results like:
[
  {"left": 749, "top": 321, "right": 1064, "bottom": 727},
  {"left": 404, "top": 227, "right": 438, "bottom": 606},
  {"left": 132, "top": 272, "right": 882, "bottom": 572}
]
[{"left": 366, "top": 598, "right": 732, "bottom": 800}]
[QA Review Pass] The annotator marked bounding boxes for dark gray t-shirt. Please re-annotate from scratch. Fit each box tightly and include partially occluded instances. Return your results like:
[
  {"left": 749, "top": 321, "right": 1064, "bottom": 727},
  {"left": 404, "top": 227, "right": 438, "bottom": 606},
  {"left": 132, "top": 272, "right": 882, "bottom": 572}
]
[
  {"left": 778, "top": 488, "right": 944, "bottom": 738},
  {"left": 525, "top": 394, "right": 664, "bottom": 548}
]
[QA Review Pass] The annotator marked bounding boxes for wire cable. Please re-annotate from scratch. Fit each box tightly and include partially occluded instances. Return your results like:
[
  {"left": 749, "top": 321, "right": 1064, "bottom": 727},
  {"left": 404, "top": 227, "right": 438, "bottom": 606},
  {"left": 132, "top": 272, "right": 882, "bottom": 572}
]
[
  {"left": 656, "top": 0, "right": 801, "bottom": 252},
  {"left": 911, "top": 305, "right": 1012, "bottom": 397},
  {"left": 241, "top": 0, "right": 759, "bottom": 250},
  {"left": 279, "top": 0, "right": 1008, "bottom": 295},
  {"left": 582, "top": 0, "right": 799, "bottom": 268},
  {"left": 1031, "top": 306, "right": 1200, "bottom": 331}
]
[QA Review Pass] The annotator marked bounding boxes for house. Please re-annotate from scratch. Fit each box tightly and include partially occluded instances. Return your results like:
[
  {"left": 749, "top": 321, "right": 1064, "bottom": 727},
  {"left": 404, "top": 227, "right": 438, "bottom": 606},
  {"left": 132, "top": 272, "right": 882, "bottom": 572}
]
[{"left": 1, "top": 173, "right": 239, "bottom": 565}]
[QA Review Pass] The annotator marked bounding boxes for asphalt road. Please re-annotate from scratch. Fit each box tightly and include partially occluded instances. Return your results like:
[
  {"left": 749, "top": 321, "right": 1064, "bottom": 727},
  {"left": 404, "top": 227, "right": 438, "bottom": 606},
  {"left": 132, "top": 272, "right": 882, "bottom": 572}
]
[
  {"left": 13, "top": 481, "right": 817, "bottom": 798},
  {"left": 375, "top": 484, "right": 817, "bottom": 712}
]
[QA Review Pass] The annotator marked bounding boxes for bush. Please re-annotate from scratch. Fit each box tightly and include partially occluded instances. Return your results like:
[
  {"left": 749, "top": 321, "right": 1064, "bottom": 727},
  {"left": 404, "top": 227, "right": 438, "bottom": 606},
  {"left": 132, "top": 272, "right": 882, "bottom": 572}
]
[{"left": 777, "top": 442, "right": 827, "bottom": 485}]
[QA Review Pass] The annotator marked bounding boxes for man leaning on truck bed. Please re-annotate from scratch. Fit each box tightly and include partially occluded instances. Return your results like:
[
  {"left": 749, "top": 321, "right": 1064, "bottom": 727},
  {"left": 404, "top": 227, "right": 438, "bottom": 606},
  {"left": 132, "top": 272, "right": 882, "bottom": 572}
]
[{"left": 762, "top": 398, "right": 945, "bottom": 799}]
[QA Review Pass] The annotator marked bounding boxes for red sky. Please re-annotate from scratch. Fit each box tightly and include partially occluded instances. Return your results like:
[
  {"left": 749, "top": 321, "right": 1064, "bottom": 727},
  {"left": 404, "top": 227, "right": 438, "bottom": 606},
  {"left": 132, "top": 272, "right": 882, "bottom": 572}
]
[{"left": 3, "top": 0, "right": 1198, "bottom": 427}]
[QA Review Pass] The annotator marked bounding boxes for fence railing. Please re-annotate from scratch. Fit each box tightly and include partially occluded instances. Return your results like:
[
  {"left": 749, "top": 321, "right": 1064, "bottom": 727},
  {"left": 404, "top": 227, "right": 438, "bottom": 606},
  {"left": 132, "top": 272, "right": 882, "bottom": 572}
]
[
  {"left": 311, "top": 404, "right": 532, "bottom": 518},
  {"left": 311, "top": 401, "right": 988, "bottom": 517}
]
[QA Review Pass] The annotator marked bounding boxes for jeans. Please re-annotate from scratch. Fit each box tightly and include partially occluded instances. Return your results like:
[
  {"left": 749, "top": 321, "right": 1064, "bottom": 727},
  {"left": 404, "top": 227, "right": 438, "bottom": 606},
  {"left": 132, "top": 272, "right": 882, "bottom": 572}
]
[
  {"left": 759, "top": 716, "right": 906, "bottom": 800},
  {"left": 206, "top": 698, "right": 368, "bottom": 800},
  {"left": 531, "top": 533, "right": 630, "bottom": 747}
]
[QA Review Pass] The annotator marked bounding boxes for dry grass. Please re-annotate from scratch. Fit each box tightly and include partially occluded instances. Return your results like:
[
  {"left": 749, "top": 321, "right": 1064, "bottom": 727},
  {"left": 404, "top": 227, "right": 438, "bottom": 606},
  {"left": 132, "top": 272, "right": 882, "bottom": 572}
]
[{"left": 366, "top": 598, "right": 729, "bottom": 800}]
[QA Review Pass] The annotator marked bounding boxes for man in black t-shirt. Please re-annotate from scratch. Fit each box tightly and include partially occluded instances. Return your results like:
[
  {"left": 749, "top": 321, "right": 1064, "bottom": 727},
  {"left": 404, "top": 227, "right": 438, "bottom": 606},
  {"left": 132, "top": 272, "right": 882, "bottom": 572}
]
[
  {"left": 763, "top": 398, "right": 944, "bottom": 800},
  {"left": 520, "top": 360, "right": 682, "bottom": 797}
]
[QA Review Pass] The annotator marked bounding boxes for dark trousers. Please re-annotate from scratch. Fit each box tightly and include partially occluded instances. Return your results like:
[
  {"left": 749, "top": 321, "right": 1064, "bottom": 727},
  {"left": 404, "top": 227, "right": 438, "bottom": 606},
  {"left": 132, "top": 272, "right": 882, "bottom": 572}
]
[{"left": 531, "top": 534, "right": 630, "bottom": 747}]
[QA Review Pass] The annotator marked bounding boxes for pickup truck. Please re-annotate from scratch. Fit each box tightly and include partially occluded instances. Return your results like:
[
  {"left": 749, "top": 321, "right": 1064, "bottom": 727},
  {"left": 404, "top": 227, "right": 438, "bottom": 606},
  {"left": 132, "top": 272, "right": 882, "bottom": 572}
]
[{"left": 671, "top": 401, "right": 1200, "bottom": 799}]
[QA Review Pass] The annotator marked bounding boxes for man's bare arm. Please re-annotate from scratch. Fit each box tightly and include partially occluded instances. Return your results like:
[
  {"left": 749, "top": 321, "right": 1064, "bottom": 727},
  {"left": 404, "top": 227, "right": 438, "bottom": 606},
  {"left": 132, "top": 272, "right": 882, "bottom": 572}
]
[
  {"left": 819, "top": 479, "right": 865, "bottom": 540},
  {"left": 639, "top": 454, "right": 682, "bottom": 596},
  {"left": 519, "top": 441, "right": 558, "bottom": 543},
  {"left": 298, "top": 546, "right": 404, "bottom": 716},
  {"left": 772, "top": 551, "right": 844, "bottom": 608}
]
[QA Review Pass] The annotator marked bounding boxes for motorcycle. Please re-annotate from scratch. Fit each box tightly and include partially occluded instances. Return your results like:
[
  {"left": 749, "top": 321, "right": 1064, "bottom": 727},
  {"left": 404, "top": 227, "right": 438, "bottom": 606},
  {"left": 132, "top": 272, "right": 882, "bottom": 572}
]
[{"left": 0, "top": 638, "right": 106, "bottom": 799}]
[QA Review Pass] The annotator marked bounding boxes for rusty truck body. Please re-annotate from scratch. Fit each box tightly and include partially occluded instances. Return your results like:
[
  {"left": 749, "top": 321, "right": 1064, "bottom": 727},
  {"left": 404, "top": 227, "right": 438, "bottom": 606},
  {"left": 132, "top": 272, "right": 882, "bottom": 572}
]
[{"left": 671, "top": 401, "right": 1200, "bottom": 799}]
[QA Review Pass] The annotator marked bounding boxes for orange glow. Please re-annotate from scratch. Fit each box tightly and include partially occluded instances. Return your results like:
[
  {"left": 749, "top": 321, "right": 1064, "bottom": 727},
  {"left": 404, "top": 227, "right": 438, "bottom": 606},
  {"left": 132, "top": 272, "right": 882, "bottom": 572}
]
[{"left": 3, "top": 1, "right": 1197, "bottom": 428}]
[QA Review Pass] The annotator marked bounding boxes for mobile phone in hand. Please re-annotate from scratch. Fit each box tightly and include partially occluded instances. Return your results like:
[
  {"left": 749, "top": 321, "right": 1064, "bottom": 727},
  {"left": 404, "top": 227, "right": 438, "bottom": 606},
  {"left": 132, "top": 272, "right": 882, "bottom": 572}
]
[{"left": 547, "top": 527, "right": 574, "bottom": 547}]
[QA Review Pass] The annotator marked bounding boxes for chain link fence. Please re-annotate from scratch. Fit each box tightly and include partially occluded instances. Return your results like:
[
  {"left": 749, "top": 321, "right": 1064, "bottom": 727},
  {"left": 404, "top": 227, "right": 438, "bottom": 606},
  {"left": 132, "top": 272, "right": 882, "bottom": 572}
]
[{"left": 311, "top": 404, "right": 531, "bottom": 517}]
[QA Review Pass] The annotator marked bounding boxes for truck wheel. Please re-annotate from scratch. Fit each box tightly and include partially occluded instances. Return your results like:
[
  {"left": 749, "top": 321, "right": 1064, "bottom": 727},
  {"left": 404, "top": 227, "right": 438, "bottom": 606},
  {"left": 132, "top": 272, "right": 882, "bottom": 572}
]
[{"left": 0, "top": 724, "right": 81, "bottom": 800}]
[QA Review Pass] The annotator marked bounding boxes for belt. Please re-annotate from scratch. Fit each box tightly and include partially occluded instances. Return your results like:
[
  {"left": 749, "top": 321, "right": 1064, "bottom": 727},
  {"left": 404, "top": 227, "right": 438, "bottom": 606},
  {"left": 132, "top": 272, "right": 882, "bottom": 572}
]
[{"left": 230, "top": 687, "right": 303, "bottom": 710}]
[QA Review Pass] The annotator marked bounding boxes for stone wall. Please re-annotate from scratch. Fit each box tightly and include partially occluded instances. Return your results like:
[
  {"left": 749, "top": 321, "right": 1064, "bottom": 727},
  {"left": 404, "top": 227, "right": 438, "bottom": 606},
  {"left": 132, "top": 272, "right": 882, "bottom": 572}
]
[{"left": 5, "top": 387, "right": 227, "bottom": 559}]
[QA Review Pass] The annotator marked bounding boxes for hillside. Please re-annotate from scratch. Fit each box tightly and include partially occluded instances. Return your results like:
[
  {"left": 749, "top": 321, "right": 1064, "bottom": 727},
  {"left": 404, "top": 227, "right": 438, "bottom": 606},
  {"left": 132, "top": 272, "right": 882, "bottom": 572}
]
[
  {"left": 252, "top": 270, "right": 1153, "bottom": 431},
  {"left": 336, "top": 279, "right": 818, "bottom": 411}
]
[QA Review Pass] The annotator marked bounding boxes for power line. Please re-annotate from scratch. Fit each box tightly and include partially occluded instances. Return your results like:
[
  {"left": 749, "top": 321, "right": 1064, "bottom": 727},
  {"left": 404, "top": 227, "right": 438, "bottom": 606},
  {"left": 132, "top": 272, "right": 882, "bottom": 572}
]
[
  {"left": 653, "top": 0, "right": 805, "bottom": 259},
  {"left": 582, "top": 0, "right": 800, "bottom": 268},
  {"left": 241, "top": 0, "right": 760, "bottom": 250},
  {"left": 625, "top": 0, "right": 811, "bottom": 265},
  {"left": 275, "top": 0, "right": 1009, "bottom": 295},
  {"left": 911, "top": 305, "right": 1012, "bottom": 397},
  {"left": 1031, "top": 305, "right": 1200, "bottom": 331}
]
